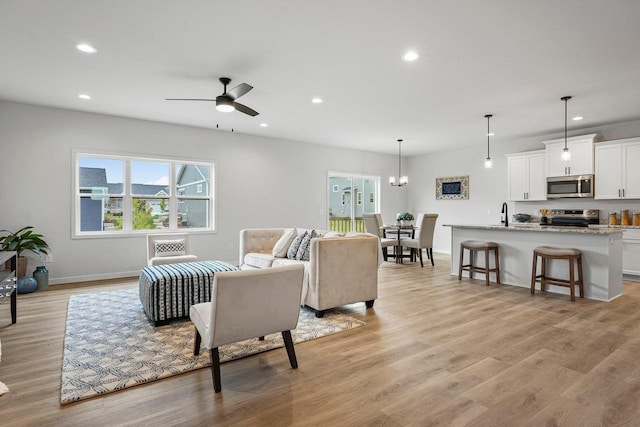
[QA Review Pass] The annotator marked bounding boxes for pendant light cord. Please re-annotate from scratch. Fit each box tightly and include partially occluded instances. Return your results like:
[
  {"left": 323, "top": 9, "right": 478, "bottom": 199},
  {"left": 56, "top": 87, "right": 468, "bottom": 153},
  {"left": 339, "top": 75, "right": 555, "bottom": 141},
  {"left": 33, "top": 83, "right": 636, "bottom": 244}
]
[
  {"left": 561, "top": 96, "right": 571, "bottom": 149},
  {"left": 397, "top": 139, "right": 402, "bottom": 178},
  {"left": 485, "top": 114, "right": 492, "bottom": 157}
]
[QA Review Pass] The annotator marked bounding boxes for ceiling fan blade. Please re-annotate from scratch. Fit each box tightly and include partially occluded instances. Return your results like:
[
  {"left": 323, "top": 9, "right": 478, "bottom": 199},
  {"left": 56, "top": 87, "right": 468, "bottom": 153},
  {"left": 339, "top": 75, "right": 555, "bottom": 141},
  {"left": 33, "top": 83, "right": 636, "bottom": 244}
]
[
  {"left": 227, "top": 83, "right": 253, "bottom": 100},
  {"left": 233, "top": 101, "right": 259, "bottom": 116},
  {"left": 165, "top": 98, "right": 216, "bottom": 101}
]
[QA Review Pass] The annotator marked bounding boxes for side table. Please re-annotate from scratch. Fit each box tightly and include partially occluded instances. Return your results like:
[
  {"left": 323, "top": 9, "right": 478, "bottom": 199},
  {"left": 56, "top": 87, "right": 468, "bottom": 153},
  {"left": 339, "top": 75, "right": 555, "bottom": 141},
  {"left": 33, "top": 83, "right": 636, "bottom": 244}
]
[{"left": 0, "top": 251, "right": 17, "bottom": 324}]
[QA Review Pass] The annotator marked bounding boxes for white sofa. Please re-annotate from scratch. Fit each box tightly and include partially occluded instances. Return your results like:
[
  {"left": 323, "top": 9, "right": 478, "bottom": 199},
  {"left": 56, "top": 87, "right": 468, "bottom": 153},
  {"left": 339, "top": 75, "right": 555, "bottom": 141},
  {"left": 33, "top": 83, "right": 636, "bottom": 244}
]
[{"left": 239, "top": 228, "right": 380, "bottom": 317}]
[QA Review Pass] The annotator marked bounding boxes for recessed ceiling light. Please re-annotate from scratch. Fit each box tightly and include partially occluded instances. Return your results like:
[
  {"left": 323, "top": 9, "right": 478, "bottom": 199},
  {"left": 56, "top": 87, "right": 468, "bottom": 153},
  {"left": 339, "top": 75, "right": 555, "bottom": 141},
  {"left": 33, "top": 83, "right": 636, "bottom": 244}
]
[
  {"left": 78, "top": 94, "right": 91, "bottom": 100},
  {"left": 402, "top": 51, "right": 419, "bottom": 61},
  {"left": 311, "top": 97, "right": 323, "bottom": 104},
  {"left": 572, "top": 116, "right": 584, "bottom": 121},
  {"left": 260, "top": 123, "right": 268, "bottom": 127},
  {"left": 76, "top": 43, "right": 97, "bottom": 53}
]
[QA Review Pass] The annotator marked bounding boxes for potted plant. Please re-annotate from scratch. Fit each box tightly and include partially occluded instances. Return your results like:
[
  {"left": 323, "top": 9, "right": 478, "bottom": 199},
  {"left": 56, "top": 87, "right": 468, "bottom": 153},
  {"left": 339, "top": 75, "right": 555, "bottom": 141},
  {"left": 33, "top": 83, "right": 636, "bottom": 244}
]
[
  {"left": 396, "top": 212, "right": 415, "bottom": 226},
  {"left": 1, "top": 226, "right": 50, "bottom": 278}
]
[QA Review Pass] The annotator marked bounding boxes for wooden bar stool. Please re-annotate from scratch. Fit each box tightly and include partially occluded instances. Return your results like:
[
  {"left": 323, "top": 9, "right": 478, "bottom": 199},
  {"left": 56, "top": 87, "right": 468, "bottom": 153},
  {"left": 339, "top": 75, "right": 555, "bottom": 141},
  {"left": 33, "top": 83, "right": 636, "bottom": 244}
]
[
  {"left": 530, "top": 246, "right": 584, "bottom": 301},
  {"left": 458, "top": 240, "right": 500, "bottom": 286}
]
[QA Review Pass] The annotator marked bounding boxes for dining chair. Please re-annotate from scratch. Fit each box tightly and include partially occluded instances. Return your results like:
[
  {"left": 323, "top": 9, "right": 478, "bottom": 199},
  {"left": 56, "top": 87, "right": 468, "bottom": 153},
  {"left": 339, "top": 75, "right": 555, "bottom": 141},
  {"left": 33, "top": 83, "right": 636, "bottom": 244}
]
[
  {"left": 363, "top": 213, "right": 396, "bottom": 261},
  {"left": 400, "top": 213, "right": 439, "bottom": 267}
]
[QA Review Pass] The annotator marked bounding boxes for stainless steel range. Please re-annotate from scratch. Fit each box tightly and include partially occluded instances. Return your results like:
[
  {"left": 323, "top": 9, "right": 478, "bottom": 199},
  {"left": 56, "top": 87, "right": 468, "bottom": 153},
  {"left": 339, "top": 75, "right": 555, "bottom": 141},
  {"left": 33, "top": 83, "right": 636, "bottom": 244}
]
[{"left": 547, "top": 209, "right": 599, "bottom": 227}]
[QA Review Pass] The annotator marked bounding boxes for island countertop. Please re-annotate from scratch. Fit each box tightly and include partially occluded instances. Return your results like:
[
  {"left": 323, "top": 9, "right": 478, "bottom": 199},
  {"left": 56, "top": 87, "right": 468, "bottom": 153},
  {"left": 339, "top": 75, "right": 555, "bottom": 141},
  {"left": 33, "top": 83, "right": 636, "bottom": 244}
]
[
  {"left": 444, "top": 223, "right": 623, "bottom": 235},
  {"left": 447, "top": 224, "right": 623, "bottom": 302}
]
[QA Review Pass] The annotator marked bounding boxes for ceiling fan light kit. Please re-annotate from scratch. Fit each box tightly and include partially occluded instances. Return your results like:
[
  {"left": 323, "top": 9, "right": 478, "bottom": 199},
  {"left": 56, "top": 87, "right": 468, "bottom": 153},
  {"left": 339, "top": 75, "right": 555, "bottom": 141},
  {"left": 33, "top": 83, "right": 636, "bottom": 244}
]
[{"left": 166, "top": 77, "right": 259, "bottom": 116}]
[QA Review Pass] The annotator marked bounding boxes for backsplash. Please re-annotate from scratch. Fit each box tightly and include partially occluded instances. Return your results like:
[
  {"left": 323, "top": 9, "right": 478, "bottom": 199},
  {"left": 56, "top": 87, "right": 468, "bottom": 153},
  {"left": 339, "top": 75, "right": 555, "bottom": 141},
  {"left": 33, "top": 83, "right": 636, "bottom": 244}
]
[{"left": 513, "top": 198, "right": 640, "bottom": 224}]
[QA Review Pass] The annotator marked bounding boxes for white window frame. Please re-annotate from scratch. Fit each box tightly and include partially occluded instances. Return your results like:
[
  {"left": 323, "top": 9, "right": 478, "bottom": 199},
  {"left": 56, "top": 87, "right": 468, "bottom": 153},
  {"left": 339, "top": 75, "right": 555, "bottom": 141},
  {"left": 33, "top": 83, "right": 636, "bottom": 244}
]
[{"left": 72, "top": 150, "right": 215, "bottom": 238}]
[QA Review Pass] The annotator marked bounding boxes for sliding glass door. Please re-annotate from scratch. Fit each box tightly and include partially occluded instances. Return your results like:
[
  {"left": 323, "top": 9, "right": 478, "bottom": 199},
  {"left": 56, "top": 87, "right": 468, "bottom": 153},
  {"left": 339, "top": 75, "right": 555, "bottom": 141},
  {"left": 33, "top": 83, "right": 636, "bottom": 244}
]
[{"left": 328, "top": 173, "right": 379, "bottom": 232}]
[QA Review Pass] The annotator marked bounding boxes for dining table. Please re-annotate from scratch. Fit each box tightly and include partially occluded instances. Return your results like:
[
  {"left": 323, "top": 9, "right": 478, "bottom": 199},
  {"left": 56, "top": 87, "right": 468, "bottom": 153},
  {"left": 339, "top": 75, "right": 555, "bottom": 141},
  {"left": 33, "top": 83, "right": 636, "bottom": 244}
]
[{"left": 382, "top": 224, "right": 415, "bottom": 264}]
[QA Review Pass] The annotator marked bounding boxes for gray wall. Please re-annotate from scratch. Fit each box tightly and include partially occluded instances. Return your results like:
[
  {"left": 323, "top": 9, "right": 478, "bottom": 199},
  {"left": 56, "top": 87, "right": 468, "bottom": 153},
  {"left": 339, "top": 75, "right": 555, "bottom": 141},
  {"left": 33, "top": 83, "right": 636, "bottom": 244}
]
[{"left": 0, "top": 100, "right": 408, "bottom": 283}]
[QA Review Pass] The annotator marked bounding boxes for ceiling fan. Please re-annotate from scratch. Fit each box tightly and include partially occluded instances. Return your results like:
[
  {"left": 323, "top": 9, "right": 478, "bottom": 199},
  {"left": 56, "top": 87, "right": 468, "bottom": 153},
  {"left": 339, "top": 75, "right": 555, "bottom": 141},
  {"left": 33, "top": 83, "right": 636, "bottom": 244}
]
[{"left": 165, "top": 77, "right": 259, "bottom": 116}]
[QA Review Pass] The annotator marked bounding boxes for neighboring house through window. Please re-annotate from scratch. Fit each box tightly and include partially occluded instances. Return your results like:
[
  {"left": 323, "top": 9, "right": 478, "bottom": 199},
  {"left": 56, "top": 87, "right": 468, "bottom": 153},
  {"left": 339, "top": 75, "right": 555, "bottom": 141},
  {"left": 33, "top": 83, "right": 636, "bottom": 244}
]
[{"left": 74, "top": 152, "right": 214, "bottom": 236}]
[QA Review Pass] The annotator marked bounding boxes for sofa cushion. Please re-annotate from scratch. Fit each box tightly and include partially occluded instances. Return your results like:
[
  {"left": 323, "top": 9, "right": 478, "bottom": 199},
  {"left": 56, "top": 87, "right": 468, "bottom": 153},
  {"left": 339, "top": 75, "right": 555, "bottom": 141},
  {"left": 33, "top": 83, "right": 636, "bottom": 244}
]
[
  {"left": 154, "top": 239, "right": 186, "bottom": 257},
  {"left": 243, "top": 252, "right": 275, "bottom": 269},
  {"left": 287, "top": 231, "right": 308, "bottom": 259},
  {"left": 272, "top": 227, "right": 297, "bottom": 258},
  {"left": 296, "top": 229, "right": 318, "bottom": 261}
]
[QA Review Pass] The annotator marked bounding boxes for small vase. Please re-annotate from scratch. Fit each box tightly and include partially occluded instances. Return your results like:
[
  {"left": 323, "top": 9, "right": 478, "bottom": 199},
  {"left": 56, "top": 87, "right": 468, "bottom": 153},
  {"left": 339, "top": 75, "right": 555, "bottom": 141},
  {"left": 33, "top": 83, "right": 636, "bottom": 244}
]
[
  {"left": 33, "top": 265, "right": 49, "bottom": 291},
  {"left": 17, "top": 277, "right": 37, "bottom": 294}
]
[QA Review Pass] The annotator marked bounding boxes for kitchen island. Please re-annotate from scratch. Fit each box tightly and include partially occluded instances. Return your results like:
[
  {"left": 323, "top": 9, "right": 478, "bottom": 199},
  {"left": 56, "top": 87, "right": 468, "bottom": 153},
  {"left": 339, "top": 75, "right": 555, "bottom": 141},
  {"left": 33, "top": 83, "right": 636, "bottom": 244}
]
[{"left": 446, "top": 224, "right": 624, "bottom": 301}]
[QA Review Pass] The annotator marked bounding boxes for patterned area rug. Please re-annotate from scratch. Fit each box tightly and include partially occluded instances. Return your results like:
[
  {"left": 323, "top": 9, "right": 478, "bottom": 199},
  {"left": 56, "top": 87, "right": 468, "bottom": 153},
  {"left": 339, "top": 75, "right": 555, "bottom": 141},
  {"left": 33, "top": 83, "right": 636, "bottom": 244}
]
[{"left": 61, "top": 288, "right": 364, "bottom": 404}]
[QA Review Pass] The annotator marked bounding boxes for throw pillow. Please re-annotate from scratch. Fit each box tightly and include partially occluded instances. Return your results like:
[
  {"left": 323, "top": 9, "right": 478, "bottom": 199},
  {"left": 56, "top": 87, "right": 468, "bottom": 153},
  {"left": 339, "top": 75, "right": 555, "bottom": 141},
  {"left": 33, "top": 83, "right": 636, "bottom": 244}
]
[
  {"left": 154, "top": 239, "right": 186, "bottom": 257},
  {"left": 296, "top": 229, "right": 318, "bottom": 261},
  {"left": 287, "top": 231, "right": 307, "bottom": 259},
  {"left": 272, "top": 228, "right": 297, "bottom": 258}
]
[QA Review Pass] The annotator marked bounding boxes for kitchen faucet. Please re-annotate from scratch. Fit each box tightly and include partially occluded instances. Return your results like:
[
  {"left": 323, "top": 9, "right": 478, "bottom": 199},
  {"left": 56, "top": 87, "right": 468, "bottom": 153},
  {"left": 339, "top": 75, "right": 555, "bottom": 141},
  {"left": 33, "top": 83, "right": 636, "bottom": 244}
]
[{"left": 501, "top": 202, "right": 508, "bottom": 227}]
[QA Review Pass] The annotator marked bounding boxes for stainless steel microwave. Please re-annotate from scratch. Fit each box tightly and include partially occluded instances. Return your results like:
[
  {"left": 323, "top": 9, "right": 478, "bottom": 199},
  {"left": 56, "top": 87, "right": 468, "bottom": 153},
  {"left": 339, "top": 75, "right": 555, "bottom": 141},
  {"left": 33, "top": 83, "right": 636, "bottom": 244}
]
[{"left": 546, "top": 174, "right": 594, "bottom": 198}]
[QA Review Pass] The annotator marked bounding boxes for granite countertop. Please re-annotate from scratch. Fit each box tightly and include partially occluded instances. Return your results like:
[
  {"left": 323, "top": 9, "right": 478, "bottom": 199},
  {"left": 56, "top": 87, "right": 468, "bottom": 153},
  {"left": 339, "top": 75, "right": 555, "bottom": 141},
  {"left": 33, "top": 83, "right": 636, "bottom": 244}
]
[
  {"left": 443, "top": 223, "right": 623, "bottom": 234},
  {"left": 588, "top": 224, "right": 640, "bottom": 230}
]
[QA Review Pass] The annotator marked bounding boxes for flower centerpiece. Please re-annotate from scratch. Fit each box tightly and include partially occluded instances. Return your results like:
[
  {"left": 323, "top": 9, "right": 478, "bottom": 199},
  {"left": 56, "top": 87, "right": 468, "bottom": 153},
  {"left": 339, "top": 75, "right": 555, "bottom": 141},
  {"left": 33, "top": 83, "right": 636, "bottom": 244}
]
[
  {"left": 396, "top": 212, "right": 415, "bottom": 226},
  {"left": 1, "top": 226, "right": 50, "bottom": 278}
]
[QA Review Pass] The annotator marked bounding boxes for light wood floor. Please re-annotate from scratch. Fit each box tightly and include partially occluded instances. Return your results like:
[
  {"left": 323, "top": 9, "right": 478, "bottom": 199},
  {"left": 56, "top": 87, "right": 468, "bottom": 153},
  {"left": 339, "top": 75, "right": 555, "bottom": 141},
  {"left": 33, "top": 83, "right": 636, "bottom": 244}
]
[{"left": 1, "top": 254, "right": 640, "bottom": 426}]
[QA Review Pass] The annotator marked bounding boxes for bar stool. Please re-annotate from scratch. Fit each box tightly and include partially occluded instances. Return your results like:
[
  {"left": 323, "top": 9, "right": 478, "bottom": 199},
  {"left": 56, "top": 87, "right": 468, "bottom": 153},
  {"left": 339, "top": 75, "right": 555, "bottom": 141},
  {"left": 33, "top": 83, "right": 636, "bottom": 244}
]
[
  {"left": 530, "top": 246, "right": 583, "bottom": 301},
  {"left": 458, "top": 240, "right": 501, "bottom": 286}
]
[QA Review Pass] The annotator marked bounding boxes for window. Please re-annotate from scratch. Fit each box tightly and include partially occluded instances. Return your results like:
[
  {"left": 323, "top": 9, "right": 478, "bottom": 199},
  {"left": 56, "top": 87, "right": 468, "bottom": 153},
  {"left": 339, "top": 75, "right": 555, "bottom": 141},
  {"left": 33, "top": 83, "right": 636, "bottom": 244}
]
[
  {"left": 75, "top": 153, "right": 214, "bottom": 236},
  {"left": 328, "top": 173, "right": 380, "bottom": 232}
]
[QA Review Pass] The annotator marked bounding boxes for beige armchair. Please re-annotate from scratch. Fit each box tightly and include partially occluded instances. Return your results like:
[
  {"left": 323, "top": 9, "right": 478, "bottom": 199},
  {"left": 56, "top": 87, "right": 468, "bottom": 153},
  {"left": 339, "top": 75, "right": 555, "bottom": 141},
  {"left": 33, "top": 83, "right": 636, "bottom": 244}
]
[
  {"left": 189, "top": 264, "right": 305, "bottom": 393},
  {"left": 146, "top": 233, "right": 198, "bottom": 266},
  {"left": 363, "top": 213, "right": 396, "bottom": 261},
  {"left": 400, "top": 213, "right": 438, "bottom": 267}
]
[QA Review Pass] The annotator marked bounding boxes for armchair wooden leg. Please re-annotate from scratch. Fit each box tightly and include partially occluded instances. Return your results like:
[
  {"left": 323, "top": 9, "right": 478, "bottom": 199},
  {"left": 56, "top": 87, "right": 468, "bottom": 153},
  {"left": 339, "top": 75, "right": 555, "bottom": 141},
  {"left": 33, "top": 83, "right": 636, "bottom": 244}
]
[
  {"left": 210, "top": 347, "right": 222, "bottom": 393},
  {"left": 193, "top": 328, "right": 202, "bottom": 355},
  {"left": 382, "top": 247, "right": 388, "bottom": 261},
  {"left": 315, "top": 309, "right": 325, "bottom": 318},
  {"left": 282, "top": 331, "right": 298, "bottom": 369},
  {"left": 365, "top": 299, "right": 375, "bottom": 308},
  {"left": 259, "top": 336, "right": 265, "bottom": 341}
]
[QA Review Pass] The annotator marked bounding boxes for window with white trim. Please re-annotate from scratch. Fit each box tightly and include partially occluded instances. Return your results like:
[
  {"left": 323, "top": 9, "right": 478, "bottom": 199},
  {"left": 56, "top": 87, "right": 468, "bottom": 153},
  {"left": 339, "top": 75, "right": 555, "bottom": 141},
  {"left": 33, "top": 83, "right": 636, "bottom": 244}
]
[{"left": 75, "top": 153, "right": 214, "bottom": 236}]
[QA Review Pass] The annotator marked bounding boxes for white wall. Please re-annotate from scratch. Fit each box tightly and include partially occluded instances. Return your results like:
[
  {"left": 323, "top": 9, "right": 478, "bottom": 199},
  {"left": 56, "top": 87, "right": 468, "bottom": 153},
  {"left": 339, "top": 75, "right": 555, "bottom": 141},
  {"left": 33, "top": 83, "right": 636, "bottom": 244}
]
[
  {"left": 0, "top": 101, "right": 408, "bottom": 283},
  {"left": 408, "top": 119, "right": 640, "bottom": 254}
]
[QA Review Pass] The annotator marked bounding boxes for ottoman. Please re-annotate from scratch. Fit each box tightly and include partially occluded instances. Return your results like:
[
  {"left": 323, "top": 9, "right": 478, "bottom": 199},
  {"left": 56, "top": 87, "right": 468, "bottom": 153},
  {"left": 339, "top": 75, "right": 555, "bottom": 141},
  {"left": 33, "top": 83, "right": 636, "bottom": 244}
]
[{"left": 139, "top": 260, "right": 238, "bottom": 325}]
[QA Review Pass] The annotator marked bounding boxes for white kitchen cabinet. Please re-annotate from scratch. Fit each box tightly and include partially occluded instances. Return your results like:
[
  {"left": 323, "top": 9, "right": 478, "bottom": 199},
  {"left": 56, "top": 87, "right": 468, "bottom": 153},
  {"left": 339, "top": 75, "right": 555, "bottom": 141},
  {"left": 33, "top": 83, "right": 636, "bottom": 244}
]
[
  {"left": 594, "top": 137, "right": 640, "bottom": 199},
  {"left": 544, "top": 134, "right": 597, "bottom": 177},
  {"left": 623, "top": 228, "right": 640, "bottom": 279},
  {"left": 507, "top": 150, "right": 546, "bottom": 201}
]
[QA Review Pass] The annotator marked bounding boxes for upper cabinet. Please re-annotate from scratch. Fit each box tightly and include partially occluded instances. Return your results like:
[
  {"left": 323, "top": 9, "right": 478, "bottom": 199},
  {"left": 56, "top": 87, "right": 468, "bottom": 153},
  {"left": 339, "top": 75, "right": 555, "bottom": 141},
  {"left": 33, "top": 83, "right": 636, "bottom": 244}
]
[
  {"left": 507, "top": 150, "right": 546, "bottom": 201},
  {"left": 594, "top": 137, "right": 640, "bottom": 199},
  {"left": 543, "top": 134, "right": 597, "bottom": 177}
]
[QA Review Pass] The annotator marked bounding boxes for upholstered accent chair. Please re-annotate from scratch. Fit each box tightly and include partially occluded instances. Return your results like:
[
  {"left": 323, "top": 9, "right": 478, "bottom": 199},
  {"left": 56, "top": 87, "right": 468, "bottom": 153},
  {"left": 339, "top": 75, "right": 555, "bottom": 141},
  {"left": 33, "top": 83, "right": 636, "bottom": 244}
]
[
  {"left": 363, "top": 213, "right": 396, "bottom": 261},
  {"left": 146, "top": 233, "right": 198, "bottom": 266},
  {"left": 189, "top": 264, "right": 305, "bottom": 392},
  {"left": 400, "top": 213, "right": 439, "bottom": 267}
]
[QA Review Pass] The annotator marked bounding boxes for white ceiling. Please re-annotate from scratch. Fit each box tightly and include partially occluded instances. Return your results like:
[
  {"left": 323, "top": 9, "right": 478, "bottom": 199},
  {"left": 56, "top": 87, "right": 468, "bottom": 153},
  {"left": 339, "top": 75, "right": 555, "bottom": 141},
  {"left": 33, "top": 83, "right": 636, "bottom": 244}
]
[{"left": 1, "top": 0, "right": 640, "bottom": 156}]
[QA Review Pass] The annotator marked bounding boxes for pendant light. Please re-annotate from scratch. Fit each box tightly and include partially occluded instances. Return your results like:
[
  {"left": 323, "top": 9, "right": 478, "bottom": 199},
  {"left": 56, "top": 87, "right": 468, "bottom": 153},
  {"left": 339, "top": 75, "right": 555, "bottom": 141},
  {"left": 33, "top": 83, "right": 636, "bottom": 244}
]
[
  {"left": 484, "top": 114, "right": 493, "bottom": 169},
  {"left": 561, "top": 96, "right": 572, "bottom": 162},
  {"left": 389, "top": 139, "right": 408, "bottom": 186}
]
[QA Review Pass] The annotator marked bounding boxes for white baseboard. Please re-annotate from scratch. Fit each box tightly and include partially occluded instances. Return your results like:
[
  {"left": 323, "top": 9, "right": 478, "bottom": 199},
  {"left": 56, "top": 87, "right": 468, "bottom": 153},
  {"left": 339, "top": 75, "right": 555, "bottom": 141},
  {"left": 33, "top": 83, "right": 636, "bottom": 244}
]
[{"left": 50, "top": 270, "right": 140, "bottom": 286}]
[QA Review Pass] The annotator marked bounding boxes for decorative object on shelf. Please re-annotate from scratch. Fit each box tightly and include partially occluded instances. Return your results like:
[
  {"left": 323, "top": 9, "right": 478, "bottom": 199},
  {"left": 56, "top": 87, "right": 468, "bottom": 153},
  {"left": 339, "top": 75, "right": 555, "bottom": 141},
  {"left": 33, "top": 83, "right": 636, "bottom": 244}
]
[
  {"left": 436, "top": 176, "right": 469, "bottom": 200},
  {"left": 33, "top": 265, "right": 49, "bottom": 291},
  {"left": 561, "top": 96, "right": 572, "bottom": 162},
  {"left": 609, "top": 212, "right": 618, "bottom": 226},
  {"left": 633, "top": 212, "right": 640, "bottom": 226},
  {"left": 389, "top": 139, "right": 408, "bottom": 187},
  {"left": 17, "top": 276, "right": 37, "bottom": 294},
  {"left": 0, "top": 226, "right": 50, "bottom": 278},
  {"left": 396, "top": 212, "right": 414, "bottom": 226},
  {"left": 484, "top": 114, "right": 493, "bottom": 169}
]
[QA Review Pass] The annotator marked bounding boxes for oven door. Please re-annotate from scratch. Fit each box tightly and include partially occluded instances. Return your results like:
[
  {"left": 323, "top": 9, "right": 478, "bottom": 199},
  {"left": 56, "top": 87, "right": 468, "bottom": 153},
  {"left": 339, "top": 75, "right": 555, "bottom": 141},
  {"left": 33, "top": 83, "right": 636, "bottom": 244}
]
[{"left": 546, "top": 175, "right": 594, "bottom": 198}]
